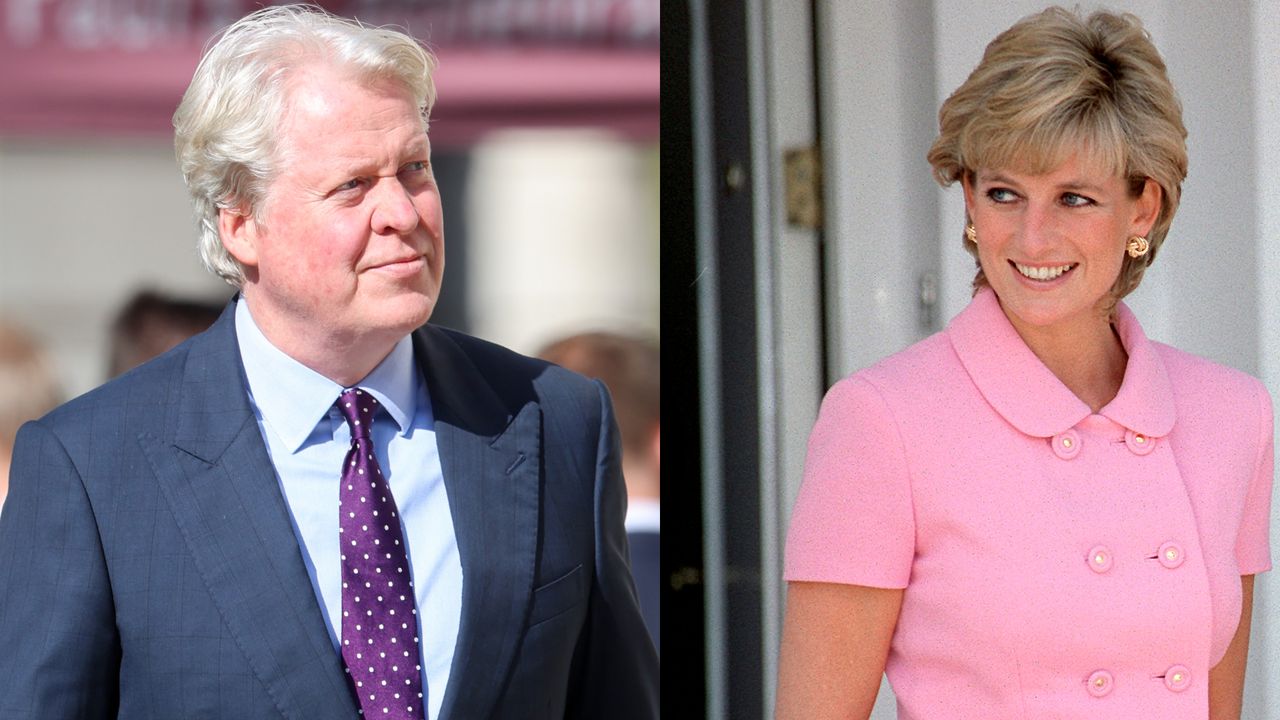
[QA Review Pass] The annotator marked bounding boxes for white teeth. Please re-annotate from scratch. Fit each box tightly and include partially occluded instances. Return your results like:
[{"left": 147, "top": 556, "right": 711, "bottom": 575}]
[{"left": 1015, "top": 262, "right": 1073, "bottom": 281}]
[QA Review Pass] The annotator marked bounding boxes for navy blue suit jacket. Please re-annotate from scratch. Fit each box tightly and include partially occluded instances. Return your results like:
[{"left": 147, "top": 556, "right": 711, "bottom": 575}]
[
  {"left": 626, "top": 531, "right": 660, "bottom": 655},
  {"left": 0, "top": 301, "right": 658, "bottom": 719}
]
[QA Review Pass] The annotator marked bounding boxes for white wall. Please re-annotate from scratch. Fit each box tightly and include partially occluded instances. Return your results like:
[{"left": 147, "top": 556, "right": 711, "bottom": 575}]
[
  {"left": 1250, "top": 1, "right": 1280, "bottom": 714},
  {"left": 464, "top": 129, "right": 659, "bottom": 355},
  {"left": 804, "top": 1, "right": 1278, "bottom": 716},
  {"left": 817, "top": 2, "right": 941, "bottom": 381},
  {"left": 0, "top": 138, "right": 227, "bottom": 398}
]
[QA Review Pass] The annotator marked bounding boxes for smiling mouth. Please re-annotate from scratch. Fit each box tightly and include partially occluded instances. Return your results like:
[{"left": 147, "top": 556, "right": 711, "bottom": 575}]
[
  {"left": 377, "top": 255, "right": 425, "bottom": 268},
  {"left": 1012, "top": 261, "right": 1076, "bottom": 281},
  {"left": 367, "top": 255, "right": 427, "bottom": 279}
]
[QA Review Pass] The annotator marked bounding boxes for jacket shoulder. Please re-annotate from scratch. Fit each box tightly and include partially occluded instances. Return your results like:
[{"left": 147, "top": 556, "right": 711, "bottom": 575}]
[
  {"left": 844, "top": 330, "right": 959, "bottom": 396},
  {"left": 424, "top": 326, "right": 604, "bottom": 412},
  {"left": 38, "top": 337, "right": 193, "bottom": 439},
  {"left": 1153, "top": 342, "right": 1273, "bottom": 442},
  {"left": 428, "top": 326, "right": 546, "bottom": 378},
  {"left": 1153, "top": 342, "right": 1270, "bottom": 403}
]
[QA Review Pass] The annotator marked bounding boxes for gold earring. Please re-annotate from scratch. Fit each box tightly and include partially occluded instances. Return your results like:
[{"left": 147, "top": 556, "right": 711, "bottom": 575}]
[
  {"left": 1126, "top": 235, "right": 1149, "bottom": 258},
  {"left": 965, "top": 224, "right": 977, "bottom": 244}
]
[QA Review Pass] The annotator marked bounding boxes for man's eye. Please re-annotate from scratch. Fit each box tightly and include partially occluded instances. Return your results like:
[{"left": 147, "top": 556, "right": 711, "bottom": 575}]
[
  {"left": 336, "top": 179, "right": 361, "bottom": 192},
  {"left": 402, "top": 161, "right": 428, "bottom": 174}
]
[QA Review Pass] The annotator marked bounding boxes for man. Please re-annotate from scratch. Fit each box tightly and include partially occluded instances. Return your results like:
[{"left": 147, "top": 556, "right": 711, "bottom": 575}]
[
  {"left": 537, "top": 332, "right": 660, "bottom": 654},
  {"left": 0, "top": 6, "right": 657, "bottom": 719}
]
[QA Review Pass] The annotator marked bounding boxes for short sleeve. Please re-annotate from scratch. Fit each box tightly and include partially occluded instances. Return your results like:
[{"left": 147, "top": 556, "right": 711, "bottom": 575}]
[
  {"left": 784, "top": 375, "right": 915, "bottom": 588},
  {"left": 1236, "top": 380, "right": 1274, "bottom": 575}
]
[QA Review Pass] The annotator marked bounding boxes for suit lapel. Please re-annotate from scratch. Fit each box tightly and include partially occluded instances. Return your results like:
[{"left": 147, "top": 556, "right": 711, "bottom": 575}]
[
  {"left": 415, "top": 327, "right": 542, "bottom": 720},
  {"left": 141, "top": 303, "right": 357, "bottom": 720}
]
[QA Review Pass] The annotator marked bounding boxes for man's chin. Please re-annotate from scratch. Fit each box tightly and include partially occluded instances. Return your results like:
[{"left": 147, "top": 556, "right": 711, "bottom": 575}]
[{"left": 377, "top": 292, "right": 437, "bottom": 332}]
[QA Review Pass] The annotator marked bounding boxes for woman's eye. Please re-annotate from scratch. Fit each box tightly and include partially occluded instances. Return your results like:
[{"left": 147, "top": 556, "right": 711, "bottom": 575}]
[
  {"left": 1061, "top": 192, "right": 1093, "bottom": 207},
  {"left": 986, "top": 188, "right": 1017, "bottom": 203}
]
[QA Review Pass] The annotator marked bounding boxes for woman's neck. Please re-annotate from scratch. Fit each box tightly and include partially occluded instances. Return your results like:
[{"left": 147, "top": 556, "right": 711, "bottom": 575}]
[{"left": 1008, "top": 307, "right": 1128, "bottom": 414}]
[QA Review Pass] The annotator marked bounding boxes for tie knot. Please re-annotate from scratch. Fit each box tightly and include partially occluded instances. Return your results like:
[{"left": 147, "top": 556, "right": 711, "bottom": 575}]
[{"left": 337, "top": 388, "right": 379, "bottom": 440}]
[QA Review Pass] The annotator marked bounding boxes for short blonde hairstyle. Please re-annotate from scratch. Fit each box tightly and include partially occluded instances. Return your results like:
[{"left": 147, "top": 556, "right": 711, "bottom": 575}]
[
  {"left": 173, "top": 4, "right": 439, "bottom": 287},
  {"left": 927, "top": 6, "right": 1187, "bottom": 306}
]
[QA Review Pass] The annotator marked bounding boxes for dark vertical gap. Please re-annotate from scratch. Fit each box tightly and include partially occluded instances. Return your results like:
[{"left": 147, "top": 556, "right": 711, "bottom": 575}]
[
  {"left": 808, "top": 0, "right": 831, "bottom": 392},
  {"left": 660, "top": 0, "right": 705, "bottom": 715},
  {"left": 707, "top": 2, "right": 763, "bottom": 718}
]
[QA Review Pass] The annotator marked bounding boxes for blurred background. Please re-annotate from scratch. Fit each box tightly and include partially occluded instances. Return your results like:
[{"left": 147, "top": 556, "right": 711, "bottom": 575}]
[
  {"left": 669, "top": 1, "right": 1280, "bottom": 717},
  {"left": 0, "top": 0, "right": 659, "bottom": 396}
]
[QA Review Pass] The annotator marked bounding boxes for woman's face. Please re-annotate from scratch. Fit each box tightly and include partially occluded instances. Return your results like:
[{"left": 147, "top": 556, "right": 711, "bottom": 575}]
[{"left": 963, "top": 152, "right": 1161, "bottom": 339}]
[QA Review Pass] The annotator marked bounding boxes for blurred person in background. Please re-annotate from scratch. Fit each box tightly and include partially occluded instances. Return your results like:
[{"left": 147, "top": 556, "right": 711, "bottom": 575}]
[
  {"left": 538, "top": 331, "right": 660, "bottom": 653},
  {"left": 0, "top": 319, "right": 62, "bottom": 510},
  {"left": 0, "top": 5, "right": 657, "bottom": 719},
  {"left": 108, "top": 289, "right": 226, "bottom": 377}
]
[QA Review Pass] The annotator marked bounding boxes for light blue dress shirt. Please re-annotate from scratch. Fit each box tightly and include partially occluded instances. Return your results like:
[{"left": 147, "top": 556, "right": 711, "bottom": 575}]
[{"left": 235, "top": 301, "right": 461, "bottom": 720}]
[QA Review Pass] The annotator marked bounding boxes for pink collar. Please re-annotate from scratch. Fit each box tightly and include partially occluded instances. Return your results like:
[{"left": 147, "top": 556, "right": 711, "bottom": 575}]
[{"left": 947, "top": 287, "right": 1176, "bottom": 438}]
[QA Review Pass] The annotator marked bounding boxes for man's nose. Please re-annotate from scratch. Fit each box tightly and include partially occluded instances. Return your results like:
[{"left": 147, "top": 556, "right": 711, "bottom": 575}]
[{"left": 370, "top": 178, "right": 419, "bottom": 235}]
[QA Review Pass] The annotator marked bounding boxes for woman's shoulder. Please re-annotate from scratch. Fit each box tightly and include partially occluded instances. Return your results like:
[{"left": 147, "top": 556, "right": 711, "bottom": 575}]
[
  {"left": 842, "top": 330, "right": 961, "bottom": 394},
  {"left": 1151, "top": 343, "right": 1273, "bottom": 433},
  {"left": 815, "top": 331, "right": 971, "bottom": 437},
  {"left": 1153, "top": 341, "right": 1270, "bottom": 402}
]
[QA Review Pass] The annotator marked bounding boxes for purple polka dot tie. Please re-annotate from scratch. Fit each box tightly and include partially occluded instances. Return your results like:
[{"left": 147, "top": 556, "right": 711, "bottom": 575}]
[{"left": 336, "top": 388, "right": 424, "bottom": 719}]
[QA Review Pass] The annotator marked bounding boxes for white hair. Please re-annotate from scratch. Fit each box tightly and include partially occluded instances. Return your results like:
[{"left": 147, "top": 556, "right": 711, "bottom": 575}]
[{"left": 173, "top": 3, "right": 438, "bottom": 287}]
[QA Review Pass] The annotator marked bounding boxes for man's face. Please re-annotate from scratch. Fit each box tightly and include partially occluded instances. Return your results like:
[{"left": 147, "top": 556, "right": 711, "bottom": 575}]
[{"left": 229, "top": 65, "right": 444, "bottom": 357}]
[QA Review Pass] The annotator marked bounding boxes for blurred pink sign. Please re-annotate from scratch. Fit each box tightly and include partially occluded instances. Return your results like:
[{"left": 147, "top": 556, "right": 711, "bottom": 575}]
[{"left": 0, "top": 0, "right": 658, "bottom": 145}]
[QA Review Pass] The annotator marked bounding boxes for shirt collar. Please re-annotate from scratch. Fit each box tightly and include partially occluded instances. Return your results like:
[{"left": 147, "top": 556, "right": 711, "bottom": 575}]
[
  {"left": 946, "top": 287, "right": 1175, "bottom": 438},
  {"left": 235, "top": 298, "right": 419, "bottom": 453}
]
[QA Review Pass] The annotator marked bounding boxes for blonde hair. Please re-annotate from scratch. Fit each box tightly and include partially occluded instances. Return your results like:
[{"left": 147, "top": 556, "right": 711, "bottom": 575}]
[
  {"left": 173, "top": 4, "right": 438, "bottom": 287},
  {"left": 927, "top": 6, "right": 1187, "bottom": 307}
]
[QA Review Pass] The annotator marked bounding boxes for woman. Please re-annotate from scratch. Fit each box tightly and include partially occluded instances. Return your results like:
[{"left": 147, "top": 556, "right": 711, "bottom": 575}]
[{"left": 776, "top": 7, "right": 1272, "bottom": 720}]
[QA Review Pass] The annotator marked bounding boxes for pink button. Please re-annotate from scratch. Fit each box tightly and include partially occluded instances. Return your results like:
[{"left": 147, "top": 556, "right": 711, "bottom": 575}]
[
  {"left": 1087, "top": 669, "right": 1114, "bottom": 697},
  {"left": 1157, "top": 541, "right": 1185, "bottom": 569},
  {"left": 1125, "top": 429, "right": 1156, "bottom": 455},
  {"left": 1051, "top": 430, "right": 1081, "bottom": 460},
  {"left": 1087, "top": 546, "right": 1113, "bottom": 573},
  {"left": 1164, "top": 665, "right": 1191, "bottom": 692}
]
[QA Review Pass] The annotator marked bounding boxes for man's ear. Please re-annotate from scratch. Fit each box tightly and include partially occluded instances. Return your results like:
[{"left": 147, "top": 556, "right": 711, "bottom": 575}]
[{"left": 218, "top": 205, "right": 260, "bottom": 268}]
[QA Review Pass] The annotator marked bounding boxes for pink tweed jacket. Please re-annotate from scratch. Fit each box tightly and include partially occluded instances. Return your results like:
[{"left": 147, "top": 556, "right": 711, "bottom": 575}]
[{"left": 785, "top": 287, "right": 1273, "bottom": 719}]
